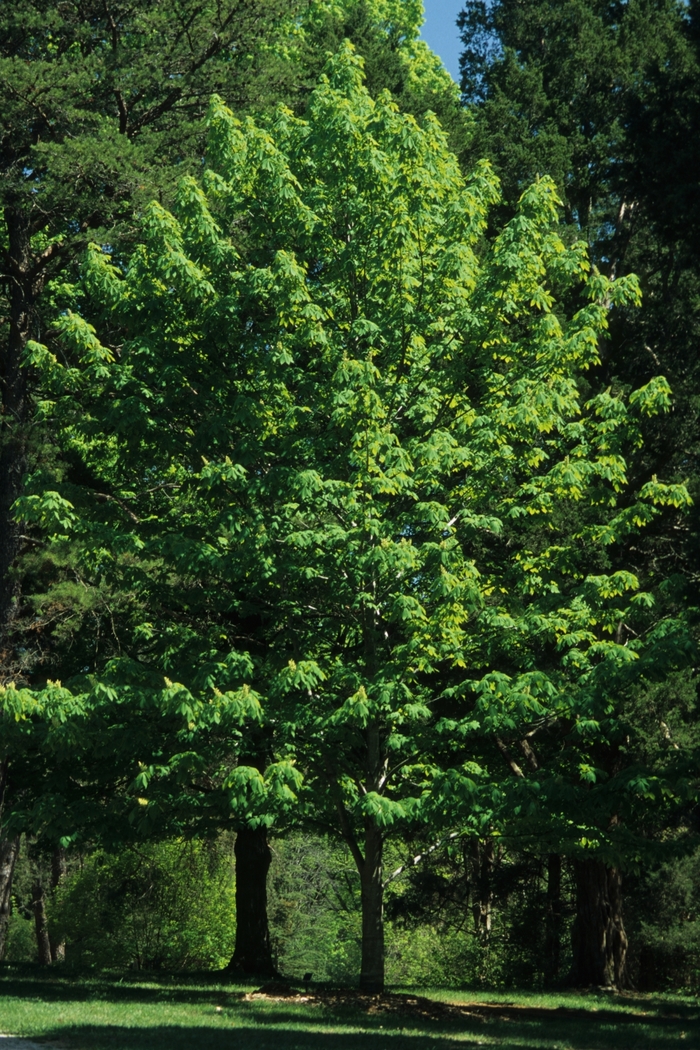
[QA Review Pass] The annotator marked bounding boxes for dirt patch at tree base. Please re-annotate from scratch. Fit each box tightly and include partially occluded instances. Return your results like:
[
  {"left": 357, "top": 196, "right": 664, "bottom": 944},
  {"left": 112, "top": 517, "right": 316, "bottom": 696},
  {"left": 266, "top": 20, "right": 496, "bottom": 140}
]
[{"left": 246, "top": 984, "right": 668, "bottom": 1026}]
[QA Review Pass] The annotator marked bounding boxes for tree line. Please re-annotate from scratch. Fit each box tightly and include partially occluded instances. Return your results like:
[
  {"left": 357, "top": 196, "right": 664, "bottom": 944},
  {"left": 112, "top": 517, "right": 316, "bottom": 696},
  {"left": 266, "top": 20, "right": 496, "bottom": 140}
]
[{"left": 1, "top": 0, "right": 698, "bottom": 994}]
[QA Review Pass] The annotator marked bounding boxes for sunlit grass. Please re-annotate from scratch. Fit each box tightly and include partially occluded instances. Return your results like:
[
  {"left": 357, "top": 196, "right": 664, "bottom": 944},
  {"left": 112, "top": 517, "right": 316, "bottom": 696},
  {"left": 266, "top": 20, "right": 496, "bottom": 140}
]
[{"left": 0, "top": 967, "right": 697, "bottom": 1050}]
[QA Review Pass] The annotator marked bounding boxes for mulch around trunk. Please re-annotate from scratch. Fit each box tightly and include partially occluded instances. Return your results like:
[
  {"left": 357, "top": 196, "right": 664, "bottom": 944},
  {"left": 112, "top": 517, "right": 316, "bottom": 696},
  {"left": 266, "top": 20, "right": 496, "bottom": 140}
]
[{"left": 246, "top": 983, "right": 669, "bottom": 1026}]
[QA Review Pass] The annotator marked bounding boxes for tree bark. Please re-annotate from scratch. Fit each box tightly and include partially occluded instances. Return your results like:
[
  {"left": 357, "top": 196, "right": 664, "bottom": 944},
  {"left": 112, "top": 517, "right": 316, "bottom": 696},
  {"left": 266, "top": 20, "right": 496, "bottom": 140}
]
[
  {"left": 1, "top": 208, "right": 33, "bottom": 642},
  {"left": 544, "top": 852, "right": 562, "bottom": 985},
  {"left": 569, "top": 859, "right": 630, "bottom": 989},
  {"left": 226, "top": 825, "right": 278, "bottom": 977},
  {"left": 359, "top": 820, "right": 385, "bottom": 993},
  {"left": 49, "top": 845, "right": 66, "bottom": 963},
  {"left": 0, "top": 835, "right": 20, "bottom": 960},
  {"left": 31, "top": 877, "right": 52, "bottom": 965},
  {"left": 0, "top": 759, "right": 19, "bottom": 961},
  {"left": 469, "top": 838, "right": 494, "bottom": 944}
]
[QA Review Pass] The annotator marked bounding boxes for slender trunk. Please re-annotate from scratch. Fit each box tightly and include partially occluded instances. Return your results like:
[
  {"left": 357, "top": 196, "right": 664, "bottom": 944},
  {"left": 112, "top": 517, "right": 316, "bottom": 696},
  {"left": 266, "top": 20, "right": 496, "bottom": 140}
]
[
  {"left": 606, "top": 864, "right": 629, "bottom": 988},
  {"left": 544, "top": 853, "right": 562, "bottom": 985},
  {"left": 49, "top": 846, "right": 66, "bottom": 963},
  {"left": 0, "top": 761, "right": 19, "bottom": 961},
  {"left": 1, "top": 208, "right": 32, "bottom": 639},
  {"left": 569, "top": 859, "right": 630, "bottom": 989},
  {"left": 469, "top": 839, "right": 494, "bottom": 943},
  {"left": 226, "top": 826, "right": 277, "bottom": 977},
  {"left": 0, "top": 835, "right": 20, "bottom": 960},
  {"left": 359, "top": 820, "right": 384, "bottom": 993},
  {"left": 32, "top": 877, "right": 52, "bottom": 965},
  {"left": 357, "top": 720, "right": 386, "bottom": 994}
]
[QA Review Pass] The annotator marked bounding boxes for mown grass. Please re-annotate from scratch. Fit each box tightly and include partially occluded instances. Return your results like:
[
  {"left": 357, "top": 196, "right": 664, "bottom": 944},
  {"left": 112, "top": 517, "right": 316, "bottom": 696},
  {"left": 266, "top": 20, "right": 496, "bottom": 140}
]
[{"left": 0, "top": 967, "right": 698, "bottom": 1049}]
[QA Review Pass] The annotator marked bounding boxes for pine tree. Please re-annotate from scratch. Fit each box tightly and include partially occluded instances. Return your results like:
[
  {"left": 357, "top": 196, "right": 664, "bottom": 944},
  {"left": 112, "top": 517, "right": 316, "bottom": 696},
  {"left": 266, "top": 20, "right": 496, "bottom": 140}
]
[{"left": 458, "top": 0, "right": 700, "bottom": 987}]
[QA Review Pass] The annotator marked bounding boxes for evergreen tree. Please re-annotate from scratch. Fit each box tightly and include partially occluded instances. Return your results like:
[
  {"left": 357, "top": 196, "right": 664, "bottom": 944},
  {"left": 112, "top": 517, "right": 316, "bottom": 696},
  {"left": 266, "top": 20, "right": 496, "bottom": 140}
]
[{"left": 458, "top": 0, "right": 700, "bottom": 987}]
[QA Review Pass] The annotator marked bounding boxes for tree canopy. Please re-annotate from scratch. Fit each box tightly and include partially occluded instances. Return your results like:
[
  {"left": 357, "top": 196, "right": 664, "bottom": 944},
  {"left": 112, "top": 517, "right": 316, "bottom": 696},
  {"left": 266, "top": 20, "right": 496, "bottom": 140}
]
[{"left": 16, "top": 42, "right": 689, "bottom": 989}]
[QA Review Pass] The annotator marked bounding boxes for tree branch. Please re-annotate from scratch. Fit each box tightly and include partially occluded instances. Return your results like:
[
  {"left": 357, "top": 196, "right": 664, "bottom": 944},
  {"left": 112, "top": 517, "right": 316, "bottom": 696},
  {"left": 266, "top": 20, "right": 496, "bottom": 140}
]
[
  {"left": 494, "top": 735, "right": 524, "bottom": 778},
  {"left": 517, "top": 737, "right": 539, "bottom": 771},
  {"left": 325, "top": 760, "right": 364, "bottom": 872},
  {"left": 383, "top": 831, "right": 460, "bottom": 888},
  {"left": 93, "top": 492, "right": 140, "bottom": 523}
]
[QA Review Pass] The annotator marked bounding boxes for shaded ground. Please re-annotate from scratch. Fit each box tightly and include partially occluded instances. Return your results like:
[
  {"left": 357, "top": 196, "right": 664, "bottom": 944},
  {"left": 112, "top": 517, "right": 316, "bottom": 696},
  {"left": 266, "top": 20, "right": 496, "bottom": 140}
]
[{"left": 0, "top": 967, "right": 697, "bottom": 1050}]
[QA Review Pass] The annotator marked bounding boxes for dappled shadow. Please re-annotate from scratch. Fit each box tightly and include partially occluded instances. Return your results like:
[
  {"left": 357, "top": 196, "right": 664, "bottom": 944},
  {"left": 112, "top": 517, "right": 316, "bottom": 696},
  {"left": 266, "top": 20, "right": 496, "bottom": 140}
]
[
  {"left": 0, "top": 968, "right": 249, "bottom": 1007},
  {"left": 2, "top": 969, "right": 698, "bottom": 1050},
  {"left": 12, "top": 1025, "right": 474, "bottom": 1050},
  {"left": 35, "top": 1003, "right": 700, "bottom": 1050}
]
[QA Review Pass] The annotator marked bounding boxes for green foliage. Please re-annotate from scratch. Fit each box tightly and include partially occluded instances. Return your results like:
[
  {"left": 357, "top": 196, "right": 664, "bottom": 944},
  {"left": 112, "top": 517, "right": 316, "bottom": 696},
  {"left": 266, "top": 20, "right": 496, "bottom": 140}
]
[
  {"left": 50, "top": 838, "right": 237, "bottom": 970},
  {"left": 457, "top": 0, "right": 700, "bottom": 949},
  {"left": 17, "top": 43, "right": 687, "bottom": 950},
  {"left": 267, "top": 833, "right": 362, "bottom": 982},
  {"left": 456, "top": 0, "right": 700, "bottom": 552},
  {"left": 0, "top": 0, "right": 467, "bottom": 692},
  {"left": 458, "top": 1, "right": 686, "bottom": 221},
  {"left": 302, "top": 0, "right": 471, "bottom": 156},
  {"left": 8, "top": 27, "right": 696, "bottom": 988},
  {"left": 268, "top": 832, "right": 559, "bottom": 989},
  {"left": 627, "top": 843, "right": 700, "bottom": 991}
]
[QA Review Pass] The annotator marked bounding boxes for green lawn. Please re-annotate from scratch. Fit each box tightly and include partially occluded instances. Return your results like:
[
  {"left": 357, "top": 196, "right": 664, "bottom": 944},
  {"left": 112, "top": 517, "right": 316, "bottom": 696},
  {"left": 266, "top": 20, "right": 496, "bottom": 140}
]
[{"left": 0, "top": 968, "right": 698, "bottom": 1049}]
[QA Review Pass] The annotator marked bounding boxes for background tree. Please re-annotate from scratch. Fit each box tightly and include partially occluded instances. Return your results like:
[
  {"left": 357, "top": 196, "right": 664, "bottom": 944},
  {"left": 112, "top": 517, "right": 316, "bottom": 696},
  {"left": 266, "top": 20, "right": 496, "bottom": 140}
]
[
  {"left": 0, "top": 0, "right": 301, "bottom": 651},
  {"left": 457, "top": 0, "right": 700, "bottom": 987}
]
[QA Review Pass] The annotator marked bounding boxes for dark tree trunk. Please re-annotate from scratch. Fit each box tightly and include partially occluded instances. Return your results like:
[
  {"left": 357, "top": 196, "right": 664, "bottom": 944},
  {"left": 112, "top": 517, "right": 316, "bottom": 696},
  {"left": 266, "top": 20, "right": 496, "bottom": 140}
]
[
  {"left": 0, "top": 760, "right": 19, "bottom": 961},
  {"left": 1, "top": 208, "right": 33, "bottom": 640},
  {"left": 569, "top": 859, "right": 630, "bottom": 989},
  {"left": 359, "top": 821, "right": 384, "bottom": 993},
  {"left": 0, "top": 835, "right": 20, "bottom": 960},
  {"left": 31, "top": 877, "right": 52, "bottom": 965},
  {"left": 226, "top": 826, "right": 277, "bottom": 977},
  {"left": 469, "top": 838, "right": 494, "bottom": 943},
  {"left": 49, "top": 846, "right": 67, "bottom": 962},
  {"left": 544, "top": 852, "right": 562, "bottom": 985}
]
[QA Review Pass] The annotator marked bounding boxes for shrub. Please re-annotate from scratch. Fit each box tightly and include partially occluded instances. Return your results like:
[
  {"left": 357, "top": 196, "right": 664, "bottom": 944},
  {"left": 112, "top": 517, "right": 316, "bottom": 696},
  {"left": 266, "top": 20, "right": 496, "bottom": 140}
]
[{"left": 51, "top": 837, "right": 236, "bottom": 970}]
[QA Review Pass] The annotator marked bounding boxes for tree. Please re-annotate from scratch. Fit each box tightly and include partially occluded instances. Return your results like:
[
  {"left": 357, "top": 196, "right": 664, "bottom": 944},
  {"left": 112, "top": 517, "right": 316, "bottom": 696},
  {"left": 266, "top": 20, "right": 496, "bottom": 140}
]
[
  {"left": 456, "top": 0, "right": 699, "bottom": 533},
  {"left": 0, "top": 679, "right": 87, "bottom": 957},
  {"left": 0, "top": 0, "right": 470, "bottom": 966},
  {"left": 458, "top": 0, "right": 700, "bottom": 987},
  {"left": 303, "top": 0, "right": 470, "bottom": 157},
  {"left": 0, "top": 1, "right": 467, "bottom": 668},
  {"left": 24, "top": 43, "right": 683, "bottom": 989},
  {"left": 0, "top": 0, "right": 303, "bottom": 651}
]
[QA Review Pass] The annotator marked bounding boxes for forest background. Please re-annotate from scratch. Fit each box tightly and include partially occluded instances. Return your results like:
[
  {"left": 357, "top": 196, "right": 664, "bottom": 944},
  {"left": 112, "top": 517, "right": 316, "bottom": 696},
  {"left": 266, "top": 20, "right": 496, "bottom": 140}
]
[{"left": 0, "top": 0, "right": 699, "bottom": 996}]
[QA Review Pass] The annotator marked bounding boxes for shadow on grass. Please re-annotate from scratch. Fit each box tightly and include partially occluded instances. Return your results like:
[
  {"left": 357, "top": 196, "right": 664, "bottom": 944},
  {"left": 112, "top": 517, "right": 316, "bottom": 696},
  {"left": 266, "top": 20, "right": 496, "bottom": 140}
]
[
  {"left": 33, "top": 1003, "right": 700, "bottom": 1050},
  {"left": 2, "top": 968, "right": 698, "bottom": 1050},
  {"left": 24, "top": 1027, "right": 470, "bottom": 1050},
  {"left": 0, "top": 968, "right": 241, "bottom": 1006},
  {"left": 236, "top": 1000, "right": 698, "bottom": 1049}
]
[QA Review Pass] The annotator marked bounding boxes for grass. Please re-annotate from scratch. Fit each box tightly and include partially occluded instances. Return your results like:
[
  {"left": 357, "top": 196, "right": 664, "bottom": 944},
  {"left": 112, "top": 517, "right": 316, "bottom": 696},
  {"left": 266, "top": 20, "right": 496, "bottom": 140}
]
[{"left": 0, "top": 967, "right": 698, "bottom": 1050}]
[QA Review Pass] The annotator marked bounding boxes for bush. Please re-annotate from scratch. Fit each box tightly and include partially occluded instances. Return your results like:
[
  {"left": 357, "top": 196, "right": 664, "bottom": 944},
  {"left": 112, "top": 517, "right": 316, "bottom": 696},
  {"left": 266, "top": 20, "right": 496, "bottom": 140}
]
[
  {"left": 629, "top": 846, "right": 700, "bottom": 991},
  {"left": 268, "top": 834, "right": 362, "bottom": 983},
  {"left": 51, "top": 837, "right": 236, "bottom": 970}
]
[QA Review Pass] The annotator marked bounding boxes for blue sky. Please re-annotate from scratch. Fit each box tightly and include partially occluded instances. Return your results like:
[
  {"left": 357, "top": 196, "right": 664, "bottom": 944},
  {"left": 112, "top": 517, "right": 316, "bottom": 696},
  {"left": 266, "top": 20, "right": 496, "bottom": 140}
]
[{"left": 420, "top": 0, "right": 464, "bottom": 83}]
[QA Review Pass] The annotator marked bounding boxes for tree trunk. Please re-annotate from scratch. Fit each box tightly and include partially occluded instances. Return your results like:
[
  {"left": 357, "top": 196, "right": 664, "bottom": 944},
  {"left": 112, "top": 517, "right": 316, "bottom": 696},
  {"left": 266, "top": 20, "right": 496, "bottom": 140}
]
[
  {"left": 31, "top": 877, "right": 52, "bottom": 965},
  {"left": 359, "top": 821, "right": 384, "bottom": 994},
  {"left": 0, "top": 760, "right": 19, "bottom": 961},
  {"left": 226, "top": 825, "right": 277, "bottom": 977},
  {"left": 0, "top": 835, "right": 20, "bottom": 960},
  {"left": 544, "top": 852, "right": 562, "bottom": 985},
  {"left": 469, "top": 838, "right": 494, "bottom": 944},
  {"left": 569, "top": 859, "right": 630, "bottom": 989},
  {"left": 0, "top": 208, "right": 32, "bottom": 641},
  {"left": 49, "top": 846, "right": 66, "bottom": 963}
]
